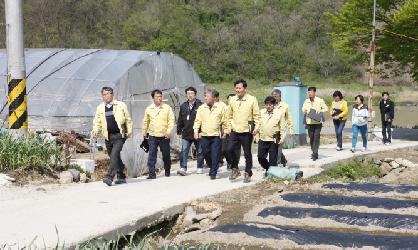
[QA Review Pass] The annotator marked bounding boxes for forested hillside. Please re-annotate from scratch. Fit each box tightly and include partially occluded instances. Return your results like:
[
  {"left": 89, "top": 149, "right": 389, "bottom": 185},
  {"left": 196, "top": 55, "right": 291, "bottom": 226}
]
[{"left": 0, "top": 0, "right": 416, "bottom": 84}]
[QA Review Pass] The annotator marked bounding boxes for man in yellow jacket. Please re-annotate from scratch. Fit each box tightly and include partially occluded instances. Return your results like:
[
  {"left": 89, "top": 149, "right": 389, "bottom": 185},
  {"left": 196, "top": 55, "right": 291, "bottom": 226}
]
[
  {"left": 272, "top": 88, "right": 293, "bottom": 166},
  {"left": 227, "top": 79, "right": 260, "bottom": 183},
  {"left": 302, "top": 86, "right": 328, "bottom": 161},
  {"left": 193, "top": 89, "right": 228, "bottom": 179},
  {"left": 258, "top": 96, "right": 286, "bottom": 176},
  {"left": 92, "top": 87, "right": 133, "bottom": 186},
  {"left": 143, "top": 89, "right": 175, "bottom": 179}
]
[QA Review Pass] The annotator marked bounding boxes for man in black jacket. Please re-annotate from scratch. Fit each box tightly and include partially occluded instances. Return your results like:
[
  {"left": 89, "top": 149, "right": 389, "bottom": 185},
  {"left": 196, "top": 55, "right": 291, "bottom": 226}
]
[
  {"left": 379, "top": 92, "right": 395, "bottom": 145},
  {"left": 177, "top": 87, "right": 204, "bottom": 175}
]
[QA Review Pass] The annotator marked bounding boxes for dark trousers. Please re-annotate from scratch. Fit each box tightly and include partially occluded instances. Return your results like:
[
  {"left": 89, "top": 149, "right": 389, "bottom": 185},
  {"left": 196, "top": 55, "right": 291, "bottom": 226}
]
[
  {"left": 227, "top": 132, "right": 253, "bottom": 176},
  {"left": 382, "top": 121, "right": 392, "bottom": 143},
  {"left": 218, "top": 138, "right": 228, "bottom": 164},
  {"left": 147, "top": 136, "right": 171, "bottom": 175},
  {"left": 258, "top": 140, "right": 278, "bottom": 171},
  {"left": 307, "top": 124, "right": 322, "bottom": 156},
  {"left": 105, "top": 133, "right": 126, "bottom": 180},
  {"left": 333, "top": 119, "right": 346, "bottom": 148},
  {"left": 277, "top": 144, "right": 287, "bottom": 166},
  {"left": 219, "top": 137, "right": 240, "bottom": 165},
  {"left": 201, "top": 136, "right": 221, "bottom": 177}
]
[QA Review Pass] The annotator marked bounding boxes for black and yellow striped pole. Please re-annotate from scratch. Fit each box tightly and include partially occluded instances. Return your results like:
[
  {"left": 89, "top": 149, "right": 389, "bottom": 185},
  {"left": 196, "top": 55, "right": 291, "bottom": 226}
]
[
  {"left": 5, "top": 0, "right": 28, "bottom": 132},
  {"left": 8, "top": 79, "right": 27, "bottom": 129}
]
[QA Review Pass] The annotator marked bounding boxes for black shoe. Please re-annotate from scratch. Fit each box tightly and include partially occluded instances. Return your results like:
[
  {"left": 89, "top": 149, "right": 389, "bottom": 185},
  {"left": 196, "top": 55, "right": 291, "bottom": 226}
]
[
  {"left": 312, "top": 155, "right": 318, "bottom": 161},
  {"left": 243, "top": 172, "right": 251, "bottom": 183},
  {"left": 146, "top": 174, "right": 156, "bottom": 179},
  {"left": 295, "top": 171, "right": 303, "bottom": 180},
  {"left": 282, "top": 159, "right": 288, "bottom": 167},
  {"left": 210, "top": 175, "right": 216, "bottom": 180},
  {"left": 165, "top": 170, "right": 171, "bottom": 177},
  {"left": 263, "top": 171, "right": 268, "bottom": 178},
  {"left": 227, "top": 163, "right": 232, "bottom": 170},
  {"left": 310, "top": 154, "right": 314, "bottom": 159},
  {"left": 114, "top": 179, "right": 127, "bottom": 185},
  {"left": 229, "top": 168, "right": 241, "bottom": 180},
  {"left": 102, "top": 177, "right": 113, "bottom": 186}
]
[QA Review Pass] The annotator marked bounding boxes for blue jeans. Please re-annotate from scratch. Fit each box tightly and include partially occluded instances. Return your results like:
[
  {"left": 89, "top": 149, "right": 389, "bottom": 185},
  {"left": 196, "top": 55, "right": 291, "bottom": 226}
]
[
  {"left": 352, "top": 124, "right": 367, "bottom": 149},
  {"left": 200, "top": 136, "right": 221, "bottom": 177},
  {"left": 333, "top": 119, "right": 346, "bottom": 148},
  {"left": 147, "top": 136, "right": 171, "bottom": 174},
  {"left": 180, "top": 139, "right": 204, "bottom": 170}
]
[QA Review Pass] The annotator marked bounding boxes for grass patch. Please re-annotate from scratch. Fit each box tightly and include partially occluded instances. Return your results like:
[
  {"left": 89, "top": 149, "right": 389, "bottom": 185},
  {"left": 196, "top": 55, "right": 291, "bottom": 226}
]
[
  {"left": 313, "top": 158, "right": 382, "bottom": 182},
  {"left": 0, "top": 132, "right": 63, "bottom": 172}
]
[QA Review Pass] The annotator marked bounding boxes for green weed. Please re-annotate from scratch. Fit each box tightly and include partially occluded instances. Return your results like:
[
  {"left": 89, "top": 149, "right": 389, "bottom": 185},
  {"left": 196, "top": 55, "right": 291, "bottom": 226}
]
[{"left": 314, "top": 158, "right": 381, "bottom": 182}]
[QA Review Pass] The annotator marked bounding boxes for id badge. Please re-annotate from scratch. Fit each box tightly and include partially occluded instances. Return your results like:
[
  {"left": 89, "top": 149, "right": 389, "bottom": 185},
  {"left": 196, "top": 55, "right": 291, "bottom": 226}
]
[{"left": 187, "top": 115, "right": 190, "bottom": 120}]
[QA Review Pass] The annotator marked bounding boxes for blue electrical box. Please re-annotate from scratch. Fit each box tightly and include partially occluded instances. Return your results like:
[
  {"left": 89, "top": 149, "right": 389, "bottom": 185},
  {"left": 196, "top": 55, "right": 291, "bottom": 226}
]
[{"left": 274, "top": 82, "right": 307, "bottom": 146}]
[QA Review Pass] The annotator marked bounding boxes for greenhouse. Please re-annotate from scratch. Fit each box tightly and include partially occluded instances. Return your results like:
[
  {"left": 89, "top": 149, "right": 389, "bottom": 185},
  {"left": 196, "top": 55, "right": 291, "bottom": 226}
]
[{"left": 0, "top": 48, "right": 205, "bottom": 176}]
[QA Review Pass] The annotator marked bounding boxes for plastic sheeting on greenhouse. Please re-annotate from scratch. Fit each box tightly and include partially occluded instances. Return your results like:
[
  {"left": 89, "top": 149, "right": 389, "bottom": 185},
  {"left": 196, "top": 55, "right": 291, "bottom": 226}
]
[{"left": 0, "top": 48, "right": 205, "bottom": 176}]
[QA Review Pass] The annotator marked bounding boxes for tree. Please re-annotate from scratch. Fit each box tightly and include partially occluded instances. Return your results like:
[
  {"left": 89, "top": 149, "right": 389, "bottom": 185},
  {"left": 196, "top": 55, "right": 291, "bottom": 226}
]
[{"left": 329, "top": 0, "right": 418, "bottom": 81}]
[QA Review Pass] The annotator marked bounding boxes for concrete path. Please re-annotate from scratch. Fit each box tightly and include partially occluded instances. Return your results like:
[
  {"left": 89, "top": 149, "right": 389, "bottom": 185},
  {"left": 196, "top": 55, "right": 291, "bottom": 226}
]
[{"left": 1, "top": 139, "right": 417, "bottom": 248}]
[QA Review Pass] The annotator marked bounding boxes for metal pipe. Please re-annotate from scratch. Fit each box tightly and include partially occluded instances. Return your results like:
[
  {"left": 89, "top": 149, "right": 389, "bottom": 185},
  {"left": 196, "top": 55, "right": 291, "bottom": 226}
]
[
  {"left": 367, "top": 0, "right": 376, "bottom": 139},
  {"left": 5, "top": 0, "right": 27, "bottom": 132}
]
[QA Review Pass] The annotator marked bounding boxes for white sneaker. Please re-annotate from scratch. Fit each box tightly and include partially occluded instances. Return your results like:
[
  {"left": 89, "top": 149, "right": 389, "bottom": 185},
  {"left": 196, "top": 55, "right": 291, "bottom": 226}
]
[
  {"left": 336, "top": 147, "right": 342, "bottom": 151},
  {"left": 350, "top": 148, "right": 355, "bottom": 153},
  {"left": 196, "top": 168, "right": 204, "bottom": 174},
  {"left": 384, "top": 142, "right": 390, "bottom": 146},
  {"left": 361, "top": 147, "right": 367, "bottom": 152},
  {"left": 177, "top": 168, "right": 187, "bottom": 176}
]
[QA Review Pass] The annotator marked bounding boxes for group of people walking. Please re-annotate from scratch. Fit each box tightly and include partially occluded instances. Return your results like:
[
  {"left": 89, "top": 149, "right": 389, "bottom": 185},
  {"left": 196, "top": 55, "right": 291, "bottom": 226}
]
[
  {"left": 92, "top": 81, "right": 395, "bottom": 186},
  {"left": 329, "top": 91, "right": 395, "bottom": 153}
]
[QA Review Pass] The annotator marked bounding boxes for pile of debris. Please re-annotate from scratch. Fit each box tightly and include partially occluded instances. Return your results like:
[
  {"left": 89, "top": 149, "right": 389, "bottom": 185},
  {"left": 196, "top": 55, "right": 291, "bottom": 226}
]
[
  {"left": 58, "top": 169, "right": 91, "bottom": 184},
  {"left": 377, "top": 157, "right": 418, "bottom": 184},
  {"left": 177, "top": 201, "right": 222, "bottom": 233},
  {"left": 0, "top": 173, "right": 15, "bottom": 187}
]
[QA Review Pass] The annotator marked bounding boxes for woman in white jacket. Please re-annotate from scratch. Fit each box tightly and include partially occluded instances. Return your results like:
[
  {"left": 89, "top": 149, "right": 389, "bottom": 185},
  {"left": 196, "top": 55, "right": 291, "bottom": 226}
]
[{"left": 351, "top": 95, "right": 369, "bottom": 153}]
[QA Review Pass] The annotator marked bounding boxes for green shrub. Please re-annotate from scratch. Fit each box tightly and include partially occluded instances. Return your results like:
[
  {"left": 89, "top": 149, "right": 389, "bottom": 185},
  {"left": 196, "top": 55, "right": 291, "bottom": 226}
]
[
  {"left": 315, "top": 158, "right": 381, "bottom": 181},
  {"left": 0, "top": 132, "right": 63, "bottom": 172}
]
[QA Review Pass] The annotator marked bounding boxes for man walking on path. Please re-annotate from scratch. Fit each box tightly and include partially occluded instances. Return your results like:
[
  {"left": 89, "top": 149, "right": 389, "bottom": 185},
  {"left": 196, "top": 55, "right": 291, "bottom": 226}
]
[
  {"left": 272, "top": 89, "right": 293, "bottom": 166},
  {"left": 302, "top": 86, "right": 328, "bottom": 161},
  {"left": 193, "top": 89, "right": 227, "bottom": 180},
  {"left": 92, "top": 87, "right": 133, "bottom": 186},
  {"left": 379, "top": 92, "right": 395, "bottom": 145},
  {"left": 177, "top": 87, "right": 204, "bottom": 175},
  {"left": 143, "top": 89, "right": 175, "bottom": 179},
  {"left": 257, "top": 96, "right": 286, "bottom": 177},
  {"left": 227, "top": 79, "right": 260, "bottom": 183}
]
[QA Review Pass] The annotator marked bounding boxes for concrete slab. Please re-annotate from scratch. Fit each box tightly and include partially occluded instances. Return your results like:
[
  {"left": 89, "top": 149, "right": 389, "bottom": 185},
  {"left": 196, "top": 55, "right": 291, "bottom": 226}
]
[{"left": 0, "top": 139, "right": 417, "bottom": 248}]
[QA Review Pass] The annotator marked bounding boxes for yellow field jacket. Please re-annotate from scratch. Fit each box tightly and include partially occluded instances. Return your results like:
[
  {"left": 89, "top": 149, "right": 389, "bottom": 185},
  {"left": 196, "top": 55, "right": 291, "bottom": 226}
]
[
  {"left": 92, "top": 100, "right": 133, "bottom": 140},
  {"left": 142, "top": 103, "right": 174, "bottom": 137}
]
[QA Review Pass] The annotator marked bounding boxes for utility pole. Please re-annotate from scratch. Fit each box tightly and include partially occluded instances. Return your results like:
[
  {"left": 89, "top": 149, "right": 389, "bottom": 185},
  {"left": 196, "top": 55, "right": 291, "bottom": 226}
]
[
  {"left": 5, "top": 0, "right": 27, "bottom": 132},
  {"left": 367, "top": 0, "right": 376, "bottom": 139}
]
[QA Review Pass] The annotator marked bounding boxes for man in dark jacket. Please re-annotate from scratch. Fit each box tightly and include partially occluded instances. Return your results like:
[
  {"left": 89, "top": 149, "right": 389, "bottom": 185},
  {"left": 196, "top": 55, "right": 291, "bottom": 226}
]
[
  {"left": 177, "top": 87, "right": 204, "bottom": 175},
  {"left": 379, "top": 92, "right": 395, "bottom": 145}
]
